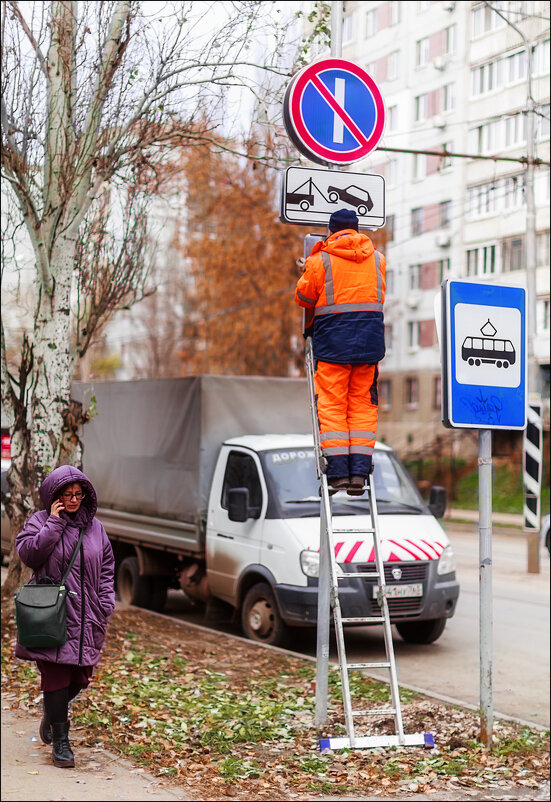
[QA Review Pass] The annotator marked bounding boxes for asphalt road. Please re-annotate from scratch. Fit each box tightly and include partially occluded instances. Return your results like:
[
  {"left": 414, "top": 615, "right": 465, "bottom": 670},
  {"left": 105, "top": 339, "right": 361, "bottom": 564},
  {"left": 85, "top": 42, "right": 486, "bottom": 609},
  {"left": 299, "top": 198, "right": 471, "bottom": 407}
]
[{"left": 3, "top": 522, "right": 549, "bottom": 727}]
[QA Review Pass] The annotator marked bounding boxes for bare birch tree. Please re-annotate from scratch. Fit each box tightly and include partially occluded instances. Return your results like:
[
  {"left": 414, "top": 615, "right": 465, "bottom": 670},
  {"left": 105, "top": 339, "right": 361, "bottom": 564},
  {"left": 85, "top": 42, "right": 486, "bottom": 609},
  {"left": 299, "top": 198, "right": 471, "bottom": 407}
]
[{"left": 0, "top": 0, "right": 296, "bottom": 597}]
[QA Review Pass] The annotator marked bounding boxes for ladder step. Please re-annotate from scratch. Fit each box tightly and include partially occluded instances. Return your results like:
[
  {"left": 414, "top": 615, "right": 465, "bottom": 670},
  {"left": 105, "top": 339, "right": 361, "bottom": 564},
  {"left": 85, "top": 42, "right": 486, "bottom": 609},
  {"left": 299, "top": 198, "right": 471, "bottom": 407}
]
[
  {"left": 347, "top": 661, "right": 391, "bottom": 670},
  {"left": 333, "top": 529, "right": 375, "bottom": 534},
  {"left": 351, "top": 708, "right": 397, "bottom": 717},
  {"left": 340, "top": 616, "right": 384, "bottom": 624},
  {"left": 337, "top": 572, "right": 379, "bottom": 580}
]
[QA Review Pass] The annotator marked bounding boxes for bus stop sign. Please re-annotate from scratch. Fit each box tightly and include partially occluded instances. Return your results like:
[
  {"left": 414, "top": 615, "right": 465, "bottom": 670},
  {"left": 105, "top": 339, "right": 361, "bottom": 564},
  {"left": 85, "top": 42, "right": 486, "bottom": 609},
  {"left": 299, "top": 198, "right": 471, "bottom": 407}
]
[{"left": 442, "top": 280, "right": 526, "bottom": 430}]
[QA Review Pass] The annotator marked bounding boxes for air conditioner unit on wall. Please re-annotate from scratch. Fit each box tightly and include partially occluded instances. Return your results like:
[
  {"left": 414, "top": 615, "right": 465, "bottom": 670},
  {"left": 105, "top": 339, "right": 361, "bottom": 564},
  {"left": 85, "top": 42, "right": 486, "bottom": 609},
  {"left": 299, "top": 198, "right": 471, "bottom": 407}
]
[
  {"left": 433, "top": 115, "right": 447, "bottom": 129},
  {"left": 436, "top": 233, "right": 451, "bottom": 247},
  {"left": 433, "top": 56, "right": 447, "bottom": 71},
  {"left": 442, "top": 1, "right": 455, "bottom": 11}
]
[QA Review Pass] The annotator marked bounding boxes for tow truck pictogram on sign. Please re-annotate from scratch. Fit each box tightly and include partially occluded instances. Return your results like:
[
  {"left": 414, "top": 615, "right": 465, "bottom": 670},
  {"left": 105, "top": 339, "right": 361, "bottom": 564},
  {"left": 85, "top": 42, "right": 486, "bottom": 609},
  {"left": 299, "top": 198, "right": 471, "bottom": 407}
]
[{"left": 280, "top": 166, "right": 385, "bottom": 228}]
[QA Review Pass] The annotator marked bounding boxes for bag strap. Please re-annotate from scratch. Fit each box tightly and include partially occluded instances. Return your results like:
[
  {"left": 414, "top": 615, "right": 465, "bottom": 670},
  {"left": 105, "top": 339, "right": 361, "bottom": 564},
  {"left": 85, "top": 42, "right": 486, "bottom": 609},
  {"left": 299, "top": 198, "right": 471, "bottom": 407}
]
[{"left": 60, "top": 527, "right": 85, "bottom": 586}]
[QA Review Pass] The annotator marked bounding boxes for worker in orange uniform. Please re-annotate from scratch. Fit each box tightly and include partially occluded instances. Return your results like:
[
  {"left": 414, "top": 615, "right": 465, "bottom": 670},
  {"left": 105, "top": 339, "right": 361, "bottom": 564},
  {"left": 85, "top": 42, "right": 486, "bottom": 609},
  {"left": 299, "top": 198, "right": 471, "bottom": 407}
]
[{"left": 295, "top": 208, "right": 386, "bottom": 495}]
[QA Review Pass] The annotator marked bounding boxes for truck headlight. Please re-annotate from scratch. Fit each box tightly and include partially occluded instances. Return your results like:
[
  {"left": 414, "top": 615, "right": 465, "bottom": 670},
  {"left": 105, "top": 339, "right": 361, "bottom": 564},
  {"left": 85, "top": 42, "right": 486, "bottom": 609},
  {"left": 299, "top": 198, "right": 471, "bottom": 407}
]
[
  {"left": 300, "top": 550, "right": 343, "bottom": 578},
  {"left": 437, "top": 545, "right": 456, "bottom": 576}
]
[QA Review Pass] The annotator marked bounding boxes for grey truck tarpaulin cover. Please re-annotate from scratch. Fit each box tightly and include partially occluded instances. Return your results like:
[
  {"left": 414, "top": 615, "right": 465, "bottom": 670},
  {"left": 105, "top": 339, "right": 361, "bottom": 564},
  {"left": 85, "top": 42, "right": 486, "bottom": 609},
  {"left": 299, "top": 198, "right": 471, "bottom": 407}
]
[{"left": 73, "top": 376, "right": 310, "bottom": 522}]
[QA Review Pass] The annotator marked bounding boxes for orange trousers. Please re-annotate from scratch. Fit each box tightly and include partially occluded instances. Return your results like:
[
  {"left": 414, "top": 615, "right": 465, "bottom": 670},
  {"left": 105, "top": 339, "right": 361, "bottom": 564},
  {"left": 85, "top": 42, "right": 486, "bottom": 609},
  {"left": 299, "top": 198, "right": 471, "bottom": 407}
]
[{"left": 314, "top": 361, "right": 379, "bottom": 480}]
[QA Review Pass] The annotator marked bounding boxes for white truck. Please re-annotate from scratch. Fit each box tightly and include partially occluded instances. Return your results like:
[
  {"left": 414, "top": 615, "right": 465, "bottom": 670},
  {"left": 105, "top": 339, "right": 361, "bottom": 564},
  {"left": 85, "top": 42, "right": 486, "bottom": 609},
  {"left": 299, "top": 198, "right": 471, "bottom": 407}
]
[{"left": 74, "top": 376, "right": 459, "bottom": 647}]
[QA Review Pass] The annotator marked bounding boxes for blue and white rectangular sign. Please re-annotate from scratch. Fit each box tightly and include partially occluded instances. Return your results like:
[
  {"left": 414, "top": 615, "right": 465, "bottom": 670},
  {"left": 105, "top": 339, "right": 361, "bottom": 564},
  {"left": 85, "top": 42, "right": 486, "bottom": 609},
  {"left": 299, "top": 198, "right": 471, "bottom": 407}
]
[{"left": 442, "top": 280, "right": 526, "bottom": 430}]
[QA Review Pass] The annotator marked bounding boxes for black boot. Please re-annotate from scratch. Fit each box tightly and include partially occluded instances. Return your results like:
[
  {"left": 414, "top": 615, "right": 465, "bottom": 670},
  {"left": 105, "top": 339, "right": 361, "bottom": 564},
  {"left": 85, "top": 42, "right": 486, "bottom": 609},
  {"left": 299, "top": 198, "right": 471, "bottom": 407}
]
[
  {"left": 39, "top": 700, "right": 52, "bottom": 745},
  {"left": 51, "top": 721, "right": 75, "bottom": 768}
]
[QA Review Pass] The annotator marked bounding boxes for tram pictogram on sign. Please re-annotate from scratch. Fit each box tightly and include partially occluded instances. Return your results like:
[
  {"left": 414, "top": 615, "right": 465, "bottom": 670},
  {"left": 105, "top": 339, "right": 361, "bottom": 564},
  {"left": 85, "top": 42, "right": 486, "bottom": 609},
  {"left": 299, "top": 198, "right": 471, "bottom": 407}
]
[{"left": 283, "top": 58, "right": 385, "bottom": 166}]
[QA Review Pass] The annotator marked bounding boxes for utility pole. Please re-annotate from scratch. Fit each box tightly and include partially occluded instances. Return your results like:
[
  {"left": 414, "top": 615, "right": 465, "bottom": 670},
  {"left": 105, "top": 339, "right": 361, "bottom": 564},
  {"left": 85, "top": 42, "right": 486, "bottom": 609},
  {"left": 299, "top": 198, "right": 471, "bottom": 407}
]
[{"left": 484, "top": 2, "right": 541, "bottom": 573}]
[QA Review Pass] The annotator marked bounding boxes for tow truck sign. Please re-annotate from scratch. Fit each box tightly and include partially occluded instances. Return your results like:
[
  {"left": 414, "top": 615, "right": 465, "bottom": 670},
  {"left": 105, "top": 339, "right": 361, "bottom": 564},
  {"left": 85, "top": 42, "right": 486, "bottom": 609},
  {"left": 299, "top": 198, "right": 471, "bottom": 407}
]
[{"left": 280, "top": 166, "right": 385, "bottom": 228}]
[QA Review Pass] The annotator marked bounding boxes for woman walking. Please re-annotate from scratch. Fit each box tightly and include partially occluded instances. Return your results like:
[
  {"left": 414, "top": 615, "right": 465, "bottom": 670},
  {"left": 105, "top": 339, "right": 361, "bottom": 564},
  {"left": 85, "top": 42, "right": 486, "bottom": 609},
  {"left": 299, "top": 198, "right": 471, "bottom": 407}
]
[{"left": 15, "top": 465, "right": 115, "bottom": 768}]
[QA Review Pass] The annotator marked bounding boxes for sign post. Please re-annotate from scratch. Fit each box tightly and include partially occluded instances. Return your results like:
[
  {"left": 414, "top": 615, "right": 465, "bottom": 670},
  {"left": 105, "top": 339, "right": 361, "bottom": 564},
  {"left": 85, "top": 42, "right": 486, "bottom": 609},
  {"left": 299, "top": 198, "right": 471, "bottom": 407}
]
[
  {"left": 282, "top": 5, "right": 387, "bottom": 729},
  {"left": 442, "top": 279, "right": 527, "bottom": 746}
]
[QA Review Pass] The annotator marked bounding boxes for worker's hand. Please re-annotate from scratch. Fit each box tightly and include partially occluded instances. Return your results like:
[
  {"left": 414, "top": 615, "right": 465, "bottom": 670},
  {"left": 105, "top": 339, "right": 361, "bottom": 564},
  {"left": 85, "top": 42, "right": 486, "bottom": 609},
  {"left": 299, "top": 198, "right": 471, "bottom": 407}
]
[{"left": 295, "top": 257, "right": 306, "bottom": 275}]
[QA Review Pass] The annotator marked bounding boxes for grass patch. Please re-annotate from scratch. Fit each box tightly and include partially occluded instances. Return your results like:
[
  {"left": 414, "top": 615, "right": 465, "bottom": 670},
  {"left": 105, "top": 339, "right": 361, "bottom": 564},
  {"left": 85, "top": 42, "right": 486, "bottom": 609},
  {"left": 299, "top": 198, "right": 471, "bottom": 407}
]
[{"left": 454, "top": 464, "right": 550, "bottom": 514}]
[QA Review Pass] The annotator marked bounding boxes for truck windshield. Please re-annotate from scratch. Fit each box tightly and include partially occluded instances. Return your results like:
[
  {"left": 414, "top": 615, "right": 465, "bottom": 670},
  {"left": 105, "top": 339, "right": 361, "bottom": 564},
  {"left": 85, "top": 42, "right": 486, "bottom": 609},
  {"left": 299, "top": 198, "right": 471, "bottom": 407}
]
[{"left": 260, "top": 448, "right": 426, "bottom": 518}]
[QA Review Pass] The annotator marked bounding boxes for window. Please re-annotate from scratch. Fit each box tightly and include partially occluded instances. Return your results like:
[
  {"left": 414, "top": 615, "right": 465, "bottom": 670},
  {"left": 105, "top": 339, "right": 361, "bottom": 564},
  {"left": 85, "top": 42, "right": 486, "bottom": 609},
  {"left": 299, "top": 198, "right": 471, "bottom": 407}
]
[
  {"left": 443, "top": 83, "right": 455, "bottom": 112},
  {"left": 471, "top": 58, "right": 503, "bottom": 96},
  {"left": 343, "top": 12, "right": 356, "bottom": 44},
  {"left": 385, "top": 214, "right": 395, "bottom": 243},
  {"left": 503, "top": 175, "right": 525, "bottom": 210},
  {"left": 536, "top": 230, "right": 550, "bottom": 266},
  {"left": 385, "top": 269, "right": 394, "bottom": 295},
  {"left": 471, "top": 3, "right": 507, "bottom": 39},
  {"left": 385, "top": 324, "right": 394, "bottom": 353},
  {"left": 411, "top": 207, "right": 423, "bottom": 236},
  {"left": 390, "top": 1, "right": 401, "bottom": 25},
  {"left": 405, "top": 377, "right": 419, "bottom": 407},
  {"left": 533, "top": 38, "right": 550, "bottom": 76},
  {"left": 408, "top": 321, "right": 420, "bottom": 349},
  {"left": 409, "top": 264, "right": 420, "bottom": 290},
  {"left": 416, "top": 37, "right": 430, "bottom": 67},
  {"left": 506, "top": 50, "right": 526, "bottom": 85},
  {"left": 501, "top": 236, "right": 525, "bottom": 272},
  {"left": 505, "top": 112, "right": 526, "bottom": 148},
  {"left": 466, "top": 244, "right": 497, "bottom": 276},
  {"left": 415, "top": 94, "right": 428, "bottom": 122},
  {"left": 536, "top": 104, "right": 550, "bottom": 141},
  {"left": 388, "top": 51, "right": 400, "bottom": 81},
  {"left": 387, "top": 159, "right": 398, "bottom": 186},
  {"left": 388, "top": 105, "right": 398, "bottom": 131},
  {"left": 440, "top": 200, "right": 451, "bottom": 228},
  {"left": 433, "top": 376, "right": 441, "bottom": 410},
  {"left": 540, "top": 298, "right": 550, "bottom": 332},
  {"left": 365, "top": 9, "right": 377, "bottom": 37},
  {"left": 445, "top": 25, "right": 456, "bottom": 55},
  {"left": 414, "top": 153, "right": 427, "bottom": 179},
  {"left": 221, "top": 451, "right": 262, "bottom": 515},
  {"left": 467, "top": 181, "right": 498, "bottom": 217},
  {"left": 438, "top": 142, "right": 453, "bottom": 171},
  {"left": 379, "top": 379, "right": 392, "bottom": 409},
  {"left": 439, "top": 258, "right": 450, "bottom": 282}
]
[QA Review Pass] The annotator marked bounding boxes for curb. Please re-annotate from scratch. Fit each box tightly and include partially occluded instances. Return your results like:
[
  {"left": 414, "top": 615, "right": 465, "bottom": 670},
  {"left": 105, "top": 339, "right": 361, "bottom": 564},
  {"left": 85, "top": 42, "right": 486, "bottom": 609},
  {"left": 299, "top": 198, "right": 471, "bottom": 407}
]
[{"left": 127, "top": 604, "right": 549, "bottom": 732}]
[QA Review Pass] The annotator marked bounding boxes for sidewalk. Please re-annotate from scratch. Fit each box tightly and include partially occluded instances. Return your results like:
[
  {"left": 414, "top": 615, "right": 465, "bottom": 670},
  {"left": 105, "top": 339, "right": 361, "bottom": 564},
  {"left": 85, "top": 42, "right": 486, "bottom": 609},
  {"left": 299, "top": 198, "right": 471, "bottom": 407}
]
[
  {"left": 0, "top": 706, "right": 192, "bottom": 802},
  {"left": 446, "top": 508, "right": 524, "bottom": 528}
]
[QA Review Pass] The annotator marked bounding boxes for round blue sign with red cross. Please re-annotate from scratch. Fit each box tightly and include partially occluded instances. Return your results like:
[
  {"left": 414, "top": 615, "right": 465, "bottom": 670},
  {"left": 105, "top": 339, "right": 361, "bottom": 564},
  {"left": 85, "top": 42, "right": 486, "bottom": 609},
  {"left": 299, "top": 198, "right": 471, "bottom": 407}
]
[{"left": 283, "top": 58, "right": 385, "bottom": 166}]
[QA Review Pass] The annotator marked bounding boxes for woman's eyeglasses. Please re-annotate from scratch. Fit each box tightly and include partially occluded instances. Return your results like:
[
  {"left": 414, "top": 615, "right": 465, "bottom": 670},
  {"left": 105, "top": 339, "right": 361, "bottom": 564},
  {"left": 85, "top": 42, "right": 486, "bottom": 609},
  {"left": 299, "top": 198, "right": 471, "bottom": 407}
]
[{"left": 60, "top": 491, "right": 85, "bottom": 501}]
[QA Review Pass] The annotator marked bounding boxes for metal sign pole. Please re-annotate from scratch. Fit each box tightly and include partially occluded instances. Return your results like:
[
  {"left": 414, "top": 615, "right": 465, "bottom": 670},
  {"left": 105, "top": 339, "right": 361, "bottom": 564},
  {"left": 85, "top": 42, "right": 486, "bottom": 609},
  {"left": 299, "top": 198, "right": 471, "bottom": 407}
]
[{"left": 478, "top": 428, "right": 494, "bottom": 746}]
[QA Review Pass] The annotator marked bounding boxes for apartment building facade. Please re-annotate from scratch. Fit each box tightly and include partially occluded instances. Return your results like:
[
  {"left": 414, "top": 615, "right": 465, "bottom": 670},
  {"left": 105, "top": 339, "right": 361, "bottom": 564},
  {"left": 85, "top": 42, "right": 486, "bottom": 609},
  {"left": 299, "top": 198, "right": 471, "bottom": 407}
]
[{"left": 302, "top": 0, "right": 550, "bottom": 454}]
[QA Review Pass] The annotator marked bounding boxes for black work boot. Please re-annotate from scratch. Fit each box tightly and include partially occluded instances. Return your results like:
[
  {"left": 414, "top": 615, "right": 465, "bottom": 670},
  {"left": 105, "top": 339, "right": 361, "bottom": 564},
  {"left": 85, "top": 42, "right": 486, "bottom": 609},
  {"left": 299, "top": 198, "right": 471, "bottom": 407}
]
[
  {"left": 39, "top": 700, "right": 52, "bottom": 745},
  {"left": 51, "top": 722, "right": 75, "bottom": 768}
]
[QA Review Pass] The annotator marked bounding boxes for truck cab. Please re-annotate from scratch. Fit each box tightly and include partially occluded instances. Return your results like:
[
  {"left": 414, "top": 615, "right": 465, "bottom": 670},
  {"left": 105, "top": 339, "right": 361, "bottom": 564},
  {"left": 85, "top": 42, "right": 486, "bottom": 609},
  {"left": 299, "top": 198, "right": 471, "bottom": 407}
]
[{"left": 206, "top": 434, "right": 459, "bottom": 647}]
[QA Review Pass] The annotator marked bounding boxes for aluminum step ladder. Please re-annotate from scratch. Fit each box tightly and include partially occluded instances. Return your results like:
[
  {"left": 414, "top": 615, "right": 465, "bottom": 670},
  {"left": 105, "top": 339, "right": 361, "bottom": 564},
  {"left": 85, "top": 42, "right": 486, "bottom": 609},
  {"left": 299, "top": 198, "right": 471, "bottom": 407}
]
[{"left": 305, "top": 336, "right": 433, "bottom": 751}]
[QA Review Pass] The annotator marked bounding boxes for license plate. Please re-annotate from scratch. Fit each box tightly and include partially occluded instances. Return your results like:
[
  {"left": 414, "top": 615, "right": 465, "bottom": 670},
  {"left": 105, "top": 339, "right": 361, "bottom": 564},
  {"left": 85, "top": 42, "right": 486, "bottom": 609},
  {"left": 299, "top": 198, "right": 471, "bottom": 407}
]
[{"left": 372, "top": 583, "right": 423, "bottom": 599}]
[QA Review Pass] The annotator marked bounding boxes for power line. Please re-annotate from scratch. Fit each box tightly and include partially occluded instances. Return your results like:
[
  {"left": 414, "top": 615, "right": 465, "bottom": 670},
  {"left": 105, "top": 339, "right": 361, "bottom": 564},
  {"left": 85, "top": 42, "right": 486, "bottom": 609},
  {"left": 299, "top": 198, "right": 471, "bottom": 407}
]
[{"left": 377, "top": 145, "right": 549, "bottom": 166}]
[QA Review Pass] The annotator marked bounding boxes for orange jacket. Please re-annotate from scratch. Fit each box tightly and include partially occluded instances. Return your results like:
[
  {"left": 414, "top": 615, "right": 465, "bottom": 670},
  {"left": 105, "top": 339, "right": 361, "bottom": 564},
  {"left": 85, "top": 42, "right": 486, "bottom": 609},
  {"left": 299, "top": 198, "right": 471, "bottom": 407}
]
[{"left": 295, "top": 229, "right": 386, "bottom": 364}]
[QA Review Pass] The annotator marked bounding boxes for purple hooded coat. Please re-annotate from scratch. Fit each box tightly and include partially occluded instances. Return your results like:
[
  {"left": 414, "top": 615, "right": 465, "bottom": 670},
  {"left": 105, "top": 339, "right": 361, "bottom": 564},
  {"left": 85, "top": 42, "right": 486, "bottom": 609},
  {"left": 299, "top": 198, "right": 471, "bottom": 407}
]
[{"left": 15, "top": 465, "right": 115, "bottom": 666}]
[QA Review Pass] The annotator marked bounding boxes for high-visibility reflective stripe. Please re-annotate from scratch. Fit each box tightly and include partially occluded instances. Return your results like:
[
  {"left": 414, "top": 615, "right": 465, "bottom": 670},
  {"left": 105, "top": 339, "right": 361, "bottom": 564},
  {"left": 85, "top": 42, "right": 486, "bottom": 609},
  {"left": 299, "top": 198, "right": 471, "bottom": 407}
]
[
  {"left": 321, "top": 251, "right": 334, "bottom": 306},
  {"left": 350, "top": 445, "right": 374, "bottom": 455},
  {"left": 314, "top": 302, "right": 384, "bottom": 315},
  {"left": 322, "top": 446, "right": 350, "bottom": 456},
  {"left": 349, "top": 430, "right": 377, "bottom": 440},
  {"left": 297, "top": 289, "right": 316, "bottom": 306},
  {"left": 320, "top": 431, "right": 349, "bottom": 440},
  {"left": 374, "top": 250, "right": 383, "bottom": 303}
]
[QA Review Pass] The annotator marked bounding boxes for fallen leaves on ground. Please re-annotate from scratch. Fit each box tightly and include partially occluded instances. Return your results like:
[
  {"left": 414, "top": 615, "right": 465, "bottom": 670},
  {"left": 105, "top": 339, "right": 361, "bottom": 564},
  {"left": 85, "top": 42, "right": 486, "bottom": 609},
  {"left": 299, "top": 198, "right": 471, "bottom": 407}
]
[{"left": 2, "top": 604, "right": 549, "bottom": 801}]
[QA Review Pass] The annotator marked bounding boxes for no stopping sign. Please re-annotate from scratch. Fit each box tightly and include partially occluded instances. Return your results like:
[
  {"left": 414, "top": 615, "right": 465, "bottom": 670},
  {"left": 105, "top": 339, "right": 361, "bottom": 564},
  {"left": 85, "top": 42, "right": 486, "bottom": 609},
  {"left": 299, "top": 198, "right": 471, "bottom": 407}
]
[{"left": 283, "top": 58, "right": 385, "bottom": 166}]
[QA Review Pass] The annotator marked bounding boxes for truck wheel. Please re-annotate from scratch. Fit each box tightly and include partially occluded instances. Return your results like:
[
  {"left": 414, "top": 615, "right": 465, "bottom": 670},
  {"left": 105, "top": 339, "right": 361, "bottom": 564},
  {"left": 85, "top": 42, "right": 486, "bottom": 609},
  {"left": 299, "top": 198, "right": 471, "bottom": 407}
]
[
  {"left": 241, "top": 582, "right": 289, "bottom": 647},
  {"left": 117, "top": 556, "right": 152, "bottom": 608},
  {"left": 395, "top": 617, "right": 447, "bottom": 644}
]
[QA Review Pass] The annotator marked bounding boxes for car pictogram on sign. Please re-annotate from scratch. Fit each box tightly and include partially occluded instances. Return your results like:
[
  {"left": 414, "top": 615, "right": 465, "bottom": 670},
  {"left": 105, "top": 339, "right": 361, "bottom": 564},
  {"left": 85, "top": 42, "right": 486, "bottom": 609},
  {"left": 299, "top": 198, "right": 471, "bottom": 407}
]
[{"left": 327, "top": 184, "right": 374, "bottom": 215}]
